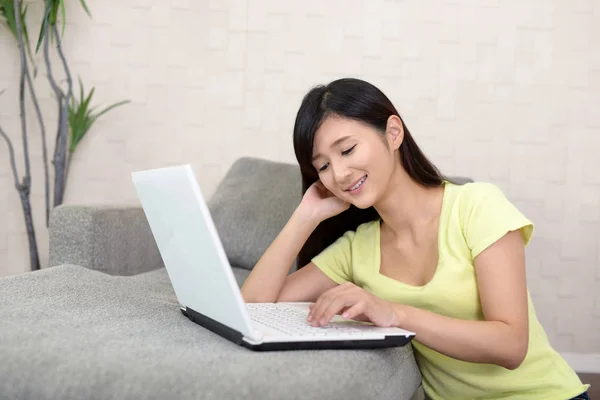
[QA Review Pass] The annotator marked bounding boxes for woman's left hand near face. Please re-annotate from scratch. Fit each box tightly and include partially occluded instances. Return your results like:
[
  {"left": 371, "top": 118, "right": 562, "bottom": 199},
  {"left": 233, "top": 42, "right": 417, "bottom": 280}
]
[{"left": 307, "top": 282, "right": 400, "bottom": 328}]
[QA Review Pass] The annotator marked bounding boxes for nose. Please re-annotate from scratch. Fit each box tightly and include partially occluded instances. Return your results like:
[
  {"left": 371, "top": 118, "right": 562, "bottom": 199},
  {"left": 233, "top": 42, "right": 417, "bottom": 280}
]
[{"left": 331, "top": 161, "right": 351, "bottom": 186}]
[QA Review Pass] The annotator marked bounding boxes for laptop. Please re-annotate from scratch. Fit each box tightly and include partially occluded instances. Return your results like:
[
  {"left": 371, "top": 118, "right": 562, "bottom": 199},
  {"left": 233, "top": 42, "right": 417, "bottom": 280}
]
[{"left": 131, "top": 164, "right": 415, "bottom": 351}]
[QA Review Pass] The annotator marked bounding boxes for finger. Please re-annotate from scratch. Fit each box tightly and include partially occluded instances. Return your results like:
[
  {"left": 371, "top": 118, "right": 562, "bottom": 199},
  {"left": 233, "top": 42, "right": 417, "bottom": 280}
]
[
  {"left": 307, "top": 298, "right": 324, "bottom": 323},
  {"left": 320, "top": 297, "right": 351, "bottom": 326},
  {"left": 308, "top": 294, "right": 325, "bottom": 319},
  {"left": 337, "top": 306, "right": 351, "bottom": 315},
  {"left": 308, "top": 283, "right": 352, "bottom": 323},
  {"left": 307, "top": 303, "right": 315, "bottom": 321},
  {"left": 314, "top": 180, "right": 328, "bottom": 194},
  {"left": 313, "top": 283, "right": 357, "bottom": 319},
  {"left": 311, "top": 288, "right": 347, "bottom": 326},
  {"left": 351, "top": 314, "right": 371, "bottom": 322},
  {"left": 332, "top": 196, "right": 350, "bottom": 206},
  {"left": 311, "top": 294, "right": 336, "bottom": 326},
  {"left": 342, "top": 302, "right": 366, "bottom": 320},
  {"left": 310, "top": 304, "right": 348, "bottom": 323}
]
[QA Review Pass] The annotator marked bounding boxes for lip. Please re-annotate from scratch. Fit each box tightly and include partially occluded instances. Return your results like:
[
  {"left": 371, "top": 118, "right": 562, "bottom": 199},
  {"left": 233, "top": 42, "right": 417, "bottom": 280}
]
[{"left": 344, "top": 175, "right": 367, "bottom": 192}]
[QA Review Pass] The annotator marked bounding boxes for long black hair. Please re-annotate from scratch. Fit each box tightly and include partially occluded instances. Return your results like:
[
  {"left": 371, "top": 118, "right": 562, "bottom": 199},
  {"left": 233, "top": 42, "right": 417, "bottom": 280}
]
[{"left": 293, "top": 78, "right": 446, "bottom": 268}]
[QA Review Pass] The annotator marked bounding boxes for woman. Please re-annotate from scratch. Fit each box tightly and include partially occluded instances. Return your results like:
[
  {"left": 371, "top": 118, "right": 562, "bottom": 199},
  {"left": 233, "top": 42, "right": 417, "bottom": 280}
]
[{"left": 241, "top": 78, "right": 589, "bottom": 400}]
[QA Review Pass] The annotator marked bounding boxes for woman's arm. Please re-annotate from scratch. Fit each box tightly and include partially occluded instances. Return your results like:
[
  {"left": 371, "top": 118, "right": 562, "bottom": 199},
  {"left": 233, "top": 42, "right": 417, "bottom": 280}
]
[
  {"left": 241, "top": 207, "right": 339, "bottom": 303},
  {"left": 396, "top": 229, "right": 529, "bottom": 369},
  {"left": 242, "top": 180, "right": 351, "bottom": 303},
  {"left": 241, "top": 208, "right": 319, "bottom": 303}
]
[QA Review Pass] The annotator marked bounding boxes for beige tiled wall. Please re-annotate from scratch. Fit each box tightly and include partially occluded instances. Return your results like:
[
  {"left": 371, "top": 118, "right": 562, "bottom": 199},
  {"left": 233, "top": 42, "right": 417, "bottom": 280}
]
[{"left": 0, "top": 0, "right": 599, "bottom": 352}]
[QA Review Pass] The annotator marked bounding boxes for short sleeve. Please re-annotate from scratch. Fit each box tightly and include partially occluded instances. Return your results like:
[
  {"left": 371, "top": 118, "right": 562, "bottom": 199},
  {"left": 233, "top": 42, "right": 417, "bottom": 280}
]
[
  {"left": 460, "top": 182, "right": 534, "bottom": 258},
  {"left": 311, "top": 230, "right": 355, "bottom": 285}
]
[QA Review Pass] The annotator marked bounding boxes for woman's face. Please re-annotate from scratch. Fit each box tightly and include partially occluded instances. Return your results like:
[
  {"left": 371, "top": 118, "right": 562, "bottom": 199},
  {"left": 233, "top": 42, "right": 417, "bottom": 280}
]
[{"left": 311, "top": 115, "right": 403, "bottom": 209}]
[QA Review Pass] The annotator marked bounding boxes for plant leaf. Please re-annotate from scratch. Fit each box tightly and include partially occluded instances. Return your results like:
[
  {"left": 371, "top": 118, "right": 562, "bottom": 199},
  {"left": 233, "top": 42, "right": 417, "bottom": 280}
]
[
  {"left": 81, "top": 87, "right": 95, "bottom": 117},
  {"left": 94, "top": 100, "right": 130, "bottom": 119},
  {"left": 49, "top": 0, "right": 59, "bottom": 26},
  {"left": 35, "top": 0, "right": 88, "bottom": 52},
  {"left": 35, "top": 1, "right": 52, "bottom": 53},
  {"left": 1, "top": 1, "right": 35, "bottom": 65},
  {"left": 0, "top": 0, "right": 18, "bottom": 40},
  {"left": 79, "top": 0, "right": 91, "bottom": 17},
  {"left": 67, "top": 80, "right": 130, "bottom": 153},
  {"left": 78, "top": 76, "right": 84, "bottom": 105},
  {"left": 60, "top": 0, "right": 65, "bottom": 37}
]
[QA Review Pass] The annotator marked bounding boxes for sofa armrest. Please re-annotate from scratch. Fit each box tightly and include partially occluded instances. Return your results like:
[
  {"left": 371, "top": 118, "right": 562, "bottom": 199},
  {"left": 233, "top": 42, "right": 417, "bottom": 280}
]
[{"left": 48, "top": 205, "right": 164, "bottom": 276}]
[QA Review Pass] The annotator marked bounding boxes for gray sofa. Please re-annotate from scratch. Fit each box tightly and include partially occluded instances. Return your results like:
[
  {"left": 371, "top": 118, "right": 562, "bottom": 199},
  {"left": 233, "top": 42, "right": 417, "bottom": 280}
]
[{"left": 0, "top": 157, "right": 433, "bottom": 400}]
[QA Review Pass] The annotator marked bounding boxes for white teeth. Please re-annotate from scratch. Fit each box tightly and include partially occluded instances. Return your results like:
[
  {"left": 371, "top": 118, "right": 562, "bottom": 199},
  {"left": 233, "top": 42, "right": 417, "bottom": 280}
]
[{"left": 349, "top": 176, "right": 366, "bottom": 191}]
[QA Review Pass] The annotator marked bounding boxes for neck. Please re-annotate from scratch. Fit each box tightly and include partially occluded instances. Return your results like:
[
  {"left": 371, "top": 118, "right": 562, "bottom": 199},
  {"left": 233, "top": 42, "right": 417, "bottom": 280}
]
[{"left": 373, "top": 164, "right": 444, "bottom": 239}]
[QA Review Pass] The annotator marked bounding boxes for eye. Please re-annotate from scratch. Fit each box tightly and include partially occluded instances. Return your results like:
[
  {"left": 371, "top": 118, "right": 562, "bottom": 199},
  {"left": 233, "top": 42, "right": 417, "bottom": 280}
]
[
  {"left": 318, "top": 163, "right": 329, "bottom": 172},
  {"left": 342, "top": 144, "right": 357, "bottom": 155}
]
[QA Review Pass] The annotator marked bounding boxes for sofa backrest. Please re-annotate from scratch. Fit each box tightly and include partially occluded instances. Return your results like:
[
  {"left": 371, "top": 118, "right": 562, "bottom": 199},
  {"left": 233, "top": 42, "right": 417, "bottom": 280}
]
[{"left": 208, "top": 157, "right": 303, "bottom": 271}]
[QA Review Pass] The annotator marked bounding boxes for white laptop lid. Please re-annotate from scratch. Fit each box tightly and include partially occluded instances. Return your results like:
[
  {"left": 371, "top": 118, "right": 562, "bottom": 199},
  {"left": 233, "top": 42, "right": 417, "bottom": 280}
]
[{"left": 131, "top": 164, "right": 255, "bottom": 339}]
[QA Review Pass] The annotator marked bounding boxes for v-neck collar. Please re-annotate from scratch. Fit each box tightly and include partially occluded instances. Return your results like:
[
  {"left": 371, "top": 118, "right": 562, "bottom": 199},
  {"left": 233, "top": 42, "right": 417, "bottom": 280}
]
[{"left": 372, "top": 181, "right": 452, "bottom": 290}]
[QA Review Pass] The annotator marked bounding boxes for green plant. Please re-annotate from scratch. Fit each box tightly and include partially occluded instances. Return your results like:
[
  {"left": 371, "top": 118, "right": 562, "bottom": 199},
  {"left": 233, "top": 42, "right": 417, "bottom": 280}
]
[
  {"left": 68, "top": 78, "right": 130, "bottom": 153},
  {"left": 0, "top": 0, "right": 130, "bottom": 271}
]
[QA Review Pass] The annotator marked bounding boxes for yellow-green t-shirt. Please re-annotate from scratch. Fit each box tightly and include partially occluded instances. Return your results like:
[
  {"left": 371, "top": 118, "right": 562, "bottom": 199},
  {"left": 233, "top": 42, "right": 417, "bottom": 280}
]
[{"left": 311, "top": 181, "right": 588, "bottom": 400}]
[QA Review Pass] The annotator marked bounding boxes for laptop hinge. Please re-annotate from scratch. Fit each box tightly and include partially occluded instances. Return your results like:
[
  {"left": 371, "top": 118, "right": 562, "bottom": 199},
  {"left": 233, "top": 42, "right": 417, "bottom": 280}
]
[{"left": 180, "top": 307, "right": 245, "bottom": 345}]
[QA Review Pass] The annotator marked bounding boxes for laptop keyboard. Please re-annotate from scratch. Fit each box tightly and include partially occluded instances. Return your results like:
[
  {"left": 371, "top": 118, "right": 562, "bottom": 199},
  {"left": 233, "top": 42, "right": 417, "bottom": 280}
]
[{"left": 246, "top": 303, "right": 372, "bottom": 337}]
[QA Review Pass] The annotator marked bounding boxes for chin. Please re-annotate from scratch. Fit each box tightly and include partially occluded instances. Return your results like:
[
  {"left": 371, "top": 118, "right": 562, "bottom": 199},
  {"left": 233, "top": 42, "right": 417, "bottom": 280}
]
[
  {"left": 352, "top": 202, "right": 372, "bottom": 210},
  {"left": 348, "top": 194, "right": 376, "bottom": 210}
]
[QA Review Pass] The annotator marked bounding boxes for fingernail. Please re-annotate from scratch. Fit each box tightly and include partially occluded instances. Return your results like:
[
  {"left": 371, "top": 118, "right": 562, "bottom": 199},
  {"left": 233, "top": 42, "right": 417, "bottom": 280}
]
[
  {"left": 342, "top": 313, "right": 349, "bottom": 319},
  {"left": 320, "top": 319, "right": 326, "bottom": 325},
  {"left": 307, "top": 315, "right": 312, "bottom": 321}
]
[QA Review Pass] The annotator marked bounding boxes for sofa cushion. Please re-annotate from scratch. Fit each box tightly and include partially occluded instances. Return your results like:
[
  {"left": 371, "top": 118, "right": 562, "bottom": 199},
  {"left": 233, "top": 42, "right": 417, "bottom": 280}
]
[
  {"left": 208, "top": 157, "right": 303, "bottom": 271},
  {"left": 0, "top": 264, "right": 422, "bottom": 400}
]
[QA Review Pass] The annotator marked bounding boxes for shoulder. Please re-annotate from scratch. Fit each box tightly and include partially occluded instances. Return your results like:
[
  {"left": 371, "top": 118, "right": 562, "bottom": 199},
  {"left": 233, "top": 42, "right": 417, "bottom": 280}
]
[
  {"left": 447, "top": 181, "right": 534, "bottom": 255},
  {"left": 331, "top": 219, "right": 378, "bottom": 249},
  {"left": 455, "top": 181, "right": 507, "bottom": 203},
  {"left": 353, "top": 219, "right": 379, "bottom": 242},
  {"left": 311, "top": 220, "right": 379, "bottom": 278},
  {"left": 448, "top": 181, "right": 510, "bottom": 215}
]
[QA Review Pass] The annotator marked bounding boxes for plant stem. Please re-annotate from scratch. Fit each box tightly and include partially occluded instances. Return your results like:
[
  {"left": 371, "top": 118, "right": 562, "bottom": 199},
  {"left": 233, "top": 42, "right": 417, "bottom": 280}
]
[
  {"left": 51, "top": 23, "right": 72, "bottom": 207},
  {"left": 0, "top": 125, "right": 20, "bottom": 190},
  {"left": 43, "top": 22, "right": 65, "bottom": 207},
  {"left": 18, "top": 186, "right": 40, "bottom": 270},
  {"left": 18, "top": 14, "right": 50, "bottom": 226},
  {"left": 15, "top": 0, "right": 30, "bottom": 182},
  {"left": 64, "top": 149, "right": 72, "bottom": 196},
  {"left": 12, "top": 0, "right": 40, "bottom": 271}
]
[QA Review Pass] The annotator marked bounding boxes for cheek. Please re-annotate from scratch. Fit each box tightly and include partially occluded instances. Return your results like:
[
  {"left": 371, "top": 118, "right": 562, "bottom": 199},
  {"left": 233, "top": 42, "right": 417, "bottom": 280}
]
[
  {"left": 319, "top": 173, "right": 336, "bottom": 191},
  {"left": 365, "top": 150, "right": 387, "bottom": 174},
  {"left": 322, "top": 174, "right": 348, "bottom": 198},
  {"left": 367, "top": 151, "right": 395, "bottom": 187}
]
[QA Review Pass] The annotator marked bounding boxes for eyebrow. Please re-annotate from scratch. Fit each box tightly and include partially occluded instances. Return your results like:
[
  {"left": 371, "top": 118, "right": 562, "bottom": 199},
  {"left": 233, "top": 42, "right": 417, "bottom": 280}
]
[{"left": 312, "top": 135, "right": 352, "bottom": 161}]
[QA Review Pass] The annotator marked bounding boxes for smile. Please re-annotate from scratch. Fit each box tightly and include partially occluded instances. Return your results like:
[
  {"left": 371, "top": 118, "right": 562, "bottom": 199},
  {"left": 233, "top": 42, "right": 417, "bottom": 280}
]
[{"left": 345, "top": 175, "right": 367, "bottom": 192}]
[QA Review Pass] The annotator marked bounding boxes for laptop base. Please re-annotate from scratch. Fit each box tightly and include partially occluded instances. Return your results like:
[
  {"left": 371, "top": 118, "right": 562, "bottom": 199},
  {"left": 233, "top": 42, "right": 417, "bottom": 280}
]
[{"left": 182, "top": 307, "right": 414, "bottom": 352}]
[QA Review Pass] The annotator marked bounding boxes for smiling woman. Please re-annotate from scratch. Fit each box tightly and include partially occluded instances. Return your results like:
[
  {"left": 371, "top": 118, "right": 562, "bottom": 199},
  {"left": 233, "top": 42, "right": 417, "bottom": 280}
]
[
  {"left": 293, "top": 79, "right": 445, "bottom": 268},
  {"left": 241, "top": 78, "right": 590, "bottom": 400}
]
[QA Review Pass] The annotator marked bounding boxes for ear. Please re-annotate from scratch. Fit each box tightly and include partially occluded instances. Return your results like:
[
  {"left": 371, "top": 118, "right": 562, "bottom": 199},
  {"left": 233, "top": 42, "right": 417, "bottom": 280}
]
[{"left": 386, "top": 115, "right": 404, "bottom": 150}]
